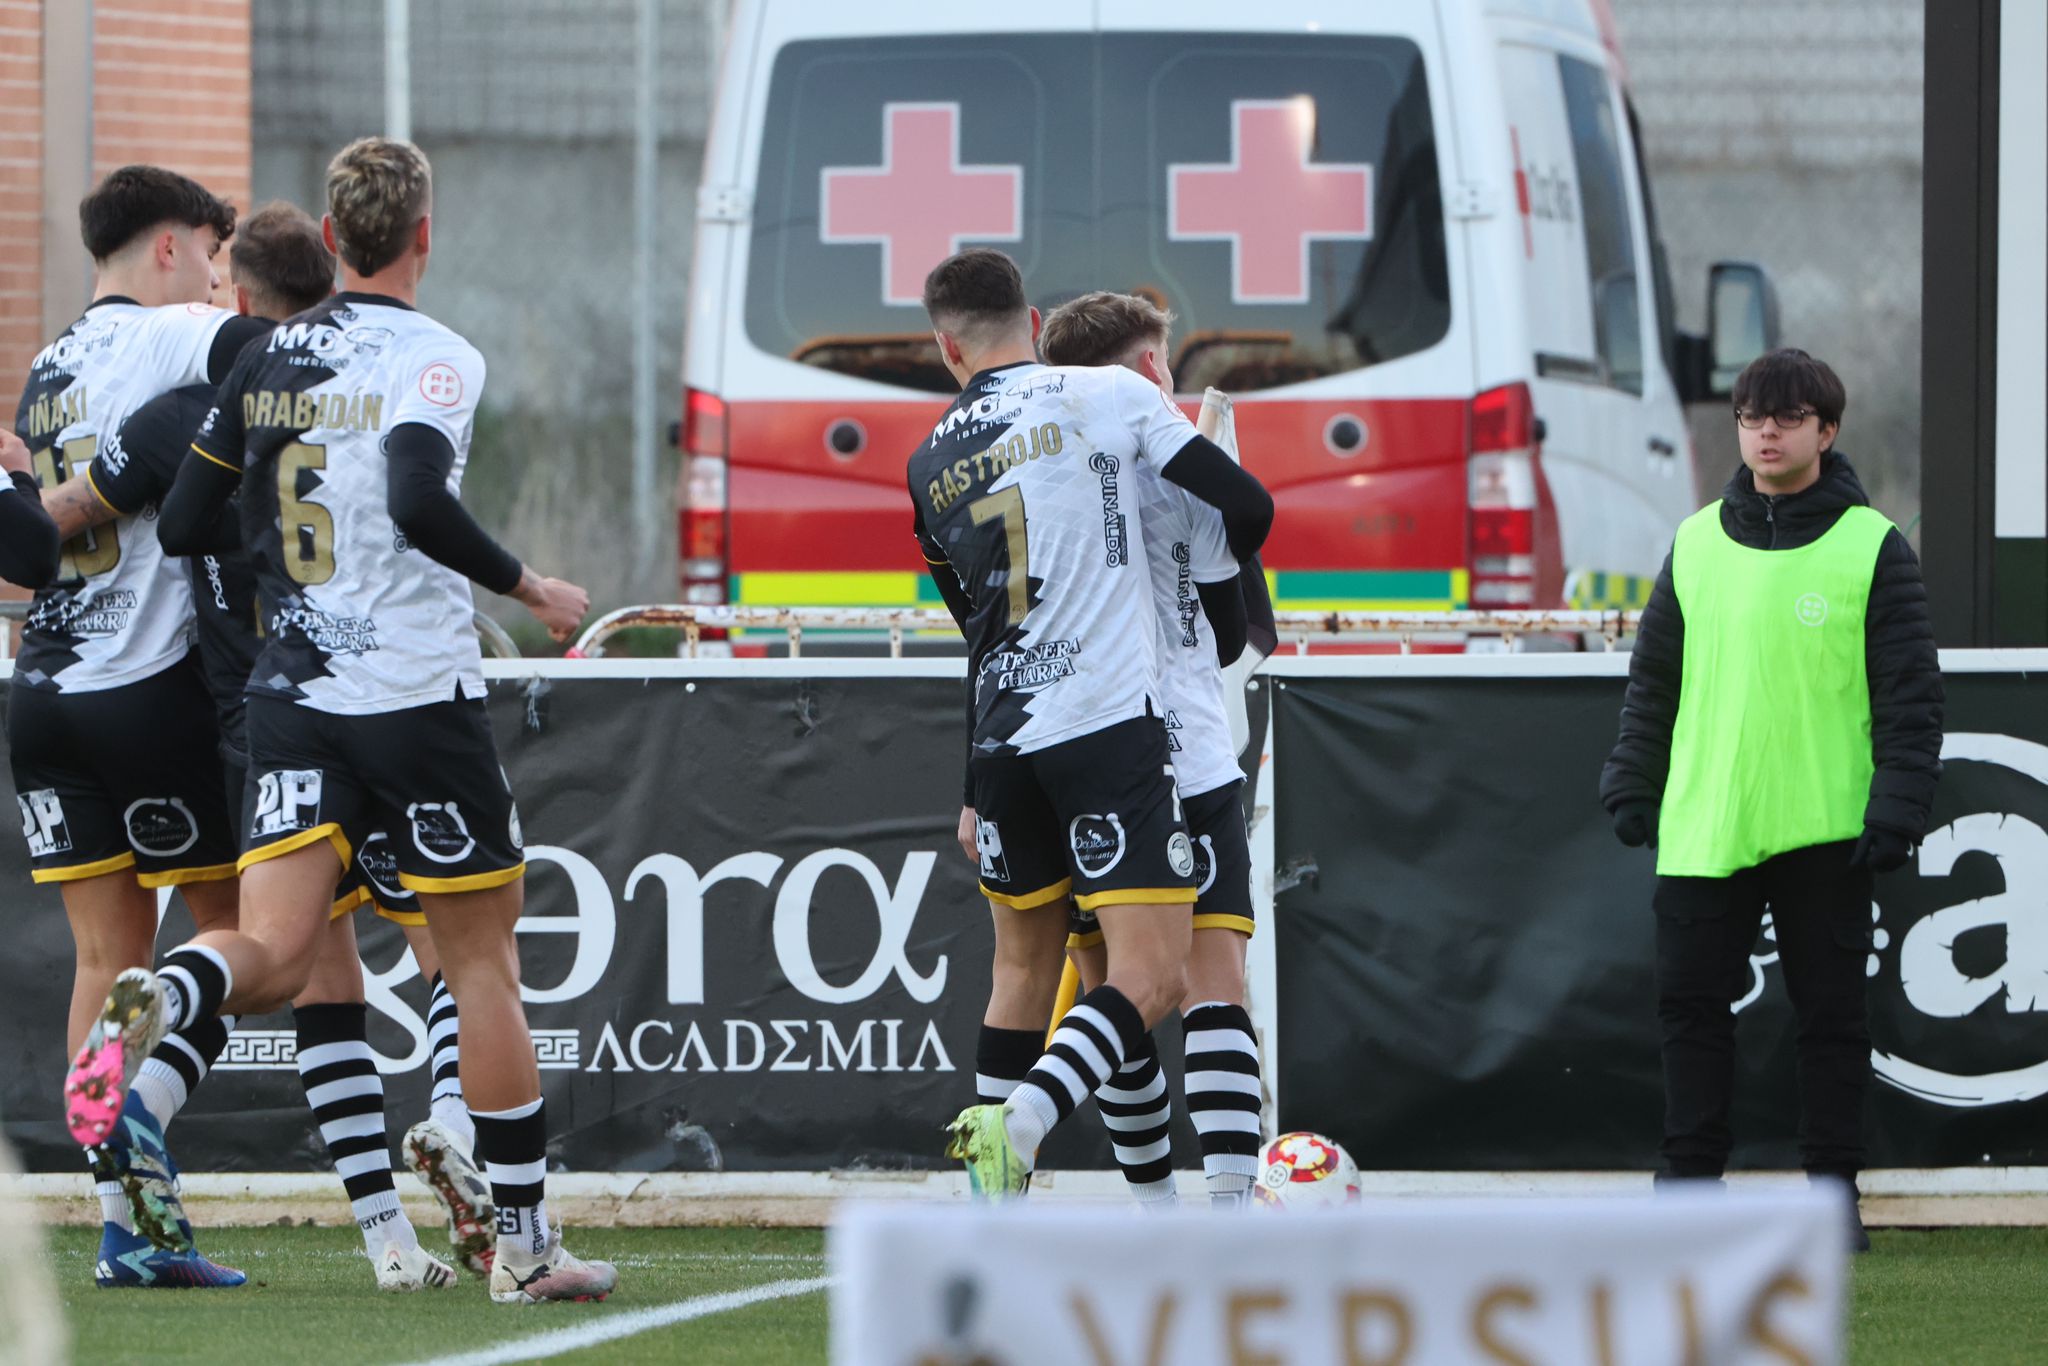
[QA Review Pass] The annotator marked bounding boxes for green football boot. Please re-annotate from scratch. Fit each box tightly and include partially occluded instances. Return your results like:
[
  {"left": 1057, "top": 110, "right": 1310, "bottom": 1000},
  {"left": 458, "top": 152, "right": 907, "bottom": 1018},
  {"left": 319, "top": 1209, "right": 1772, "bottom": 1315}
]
[{"left": 944, "top": 1104, "right": 1031, "bottom": 1200}]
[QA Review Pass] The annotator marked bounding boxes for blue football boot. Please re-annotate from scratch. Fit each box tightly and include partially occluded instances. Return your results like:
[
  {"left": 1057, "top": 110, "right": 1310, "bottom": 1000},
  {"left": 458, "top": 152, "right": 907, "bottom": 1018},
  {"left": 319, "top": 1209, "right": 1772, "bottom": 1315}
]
[
  {"left": 92, "top": 1220, "right": 246, "bottom": 1289},
  {"left": 92, "top": 1093, "right": 245, "bottom": 1288}
]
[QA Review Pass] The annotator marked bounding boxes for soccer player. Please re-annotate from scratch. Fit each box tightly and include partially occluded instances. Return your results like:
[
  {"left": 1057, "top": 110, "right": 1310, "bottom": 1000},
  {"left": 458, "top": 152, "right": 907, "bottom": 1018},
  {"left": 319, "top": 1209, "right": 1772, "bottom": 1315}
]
[
  {"left": 11, "top": 165, "right": 270, "bottom": 1287},
  {"left": 911, "top": 250, "right": 1273, "bottom": 1197},
  {"left": 63, "top": 136, "right": 613, "bottom": 1303},
  {"left": 1035, "top": 291, "right": 1265, "bottom": 1208},
  {"left": 99, "top": 201, "right": 477, "bottom": 1287}
]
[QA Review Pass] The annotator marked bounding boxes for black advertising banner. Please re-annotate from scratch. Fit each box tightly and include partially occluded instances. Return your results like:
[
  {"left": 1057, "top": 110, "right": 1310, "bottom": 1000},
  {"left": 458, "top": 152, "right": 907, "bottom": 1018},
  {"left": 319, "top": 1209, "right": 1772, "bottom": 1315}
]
[
  {"left": 0, "top": 674, "right": 1153, "bottom": 1176},
  {"left": 1270, "top": 666, "right": 2048, "bottom": 1170}
]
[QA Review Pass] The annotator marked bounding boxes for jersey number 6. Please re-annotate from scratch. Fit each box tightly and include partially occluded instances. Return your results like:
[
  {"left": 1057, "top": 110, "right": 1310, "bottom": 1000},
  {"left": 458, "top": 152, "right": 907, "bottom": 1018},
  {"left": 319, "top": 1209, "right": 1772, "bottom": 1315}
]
[
  {"left": 969, "top": 485, "right": 1029, "bottom": 627},
  {"left": 278, "top": 442, "right": 337, "bottom": 586}
]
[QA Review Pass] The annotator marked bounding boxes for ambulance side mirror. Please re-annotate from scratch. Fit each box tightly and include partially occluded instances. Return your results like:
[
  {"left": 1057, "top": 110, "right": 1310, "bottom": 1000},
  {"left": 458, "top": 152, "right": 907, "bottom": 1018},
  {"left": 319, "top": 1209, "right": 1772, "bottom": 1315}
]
[
  {"left": 1673, "top": 261, "right": 1781, "bottom": 404},
  {"left": 1706, "top": 262, "right": 1780, "bottom": 397}
]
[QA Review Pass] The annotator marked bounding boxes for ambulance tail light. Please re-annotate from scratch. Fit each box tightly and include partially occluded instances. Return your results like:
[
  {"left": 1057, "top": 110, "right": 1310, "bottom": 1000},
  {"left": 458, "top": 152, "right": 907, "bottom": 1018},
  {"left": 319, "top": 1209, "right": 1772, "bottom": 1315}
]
[
  {"left": 678, "top": 387, "right": 728, "bottom": 607},
  {"left": 1467, "top": 383, "right": 1551, "bottom": 610}
]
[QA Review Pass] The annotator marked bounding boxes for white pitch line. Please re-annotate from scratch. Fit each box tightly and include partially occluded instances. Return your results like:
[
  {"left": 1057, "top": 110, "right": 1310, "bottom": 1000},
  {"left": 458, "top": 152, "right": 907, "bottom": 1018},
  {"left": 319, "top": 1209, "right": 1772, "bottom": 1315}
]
[{"left": 395, "top": 1276, "right": 830, "bottom": 1366}]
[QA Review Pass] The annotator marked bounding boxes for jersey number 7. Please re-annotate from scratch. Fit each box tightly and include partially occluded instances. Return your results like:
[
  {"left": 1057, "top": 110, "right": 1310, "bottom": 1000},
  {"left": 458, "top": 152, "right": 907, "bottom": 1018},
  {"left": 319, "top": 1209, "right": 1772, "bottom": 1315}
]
[{"left": 969, "top": 486, "right": 1028, "bottom": 627}]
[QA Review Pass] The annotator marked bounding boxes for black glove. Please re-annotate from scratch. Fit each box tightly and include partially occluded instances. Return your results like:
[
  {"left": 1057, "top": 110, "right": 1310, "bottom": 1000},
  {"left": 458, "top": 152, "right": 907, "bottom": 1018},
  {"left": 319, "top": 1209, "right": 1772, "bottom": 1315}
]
[
  {"left": 1850, "top": 827, "right": 1913, "bottom": 873},
  {"left": 1611, "top": 801, "right": 1658, "bottom": 849}
]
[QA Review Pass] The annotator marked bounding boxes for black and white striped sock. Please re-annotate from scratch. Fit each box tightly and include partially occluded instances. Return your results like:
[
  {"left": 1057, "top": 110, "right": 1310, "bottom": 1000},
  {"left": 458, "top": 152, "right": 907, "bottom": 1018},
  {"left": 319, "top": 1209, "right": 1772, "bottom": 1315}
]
[
  {"left": 1096, "top": 1031, "right": 1177, "bottom": 1207},
  {"left": 975, "top": 1025, "right": 1043, "bottom": 1104},
  {"left": 294, "top": 1003, "right": 418, "bottom": 1255},
  {"left": 132, "top": 1014, "right": 240, "bottom": 1130},
  {"left": 1004, "top": 986, "right": 1146, "bottom": 1168},
  {"left": 156, "top": 945, "right": 232, "bottom": 1032},
  {"left": 425, "top": 974, "right": 473, "bottom": 1152},
  {"left": 1183, "top": 1001, "right": 1263, "bottom": 1204},
  {"left": 473, "top": 1097, "right": 551, "bottom": 1263}
]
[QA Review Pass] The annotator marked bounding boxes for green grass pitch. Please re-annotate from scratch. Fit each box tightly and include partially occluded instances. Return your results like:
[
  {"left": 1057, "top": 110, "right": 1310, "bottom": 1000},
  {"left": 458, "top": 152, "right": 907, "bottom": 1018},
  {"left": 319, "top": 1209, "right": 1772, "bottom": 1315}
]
[{"left": 36, "top": 1225, "right": 2048, "bottom": 1364}]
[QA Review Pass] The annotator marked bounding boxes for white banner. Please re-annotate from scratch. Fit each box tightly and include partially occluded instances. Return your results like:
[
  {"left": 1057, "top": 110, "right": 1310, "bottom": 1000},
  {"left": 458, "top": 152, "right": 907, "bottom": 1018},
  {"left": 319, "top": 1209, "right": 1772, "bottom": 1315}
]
[{"left": 829, "top": 1190, "right": 1846, "bottom": 1365}]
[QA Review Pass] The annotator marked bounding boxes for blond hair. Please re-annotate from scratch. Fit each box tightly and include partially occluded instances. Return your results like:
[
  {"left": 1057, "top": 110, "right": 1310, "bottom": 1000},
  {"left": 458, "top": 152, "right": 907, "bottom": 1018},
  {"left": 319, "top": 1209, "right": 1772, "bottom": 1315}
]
[
  {"left": 1040, "top": 291, "right": 1175, "bottom": 369},
  {"left": 325, "top": 137, "right": 432, "bottom": 275}
]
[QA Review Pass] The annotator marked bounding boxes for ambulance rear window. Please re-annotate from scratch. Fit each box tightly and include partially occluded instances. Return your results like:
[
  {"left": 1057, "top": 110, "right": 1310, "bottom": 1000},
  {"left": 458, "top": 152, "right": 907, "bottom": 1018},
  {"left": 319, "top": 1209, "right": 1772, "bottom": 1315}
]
[{"left": 745, "top": 33, "right": 1450, "bottom": 395}]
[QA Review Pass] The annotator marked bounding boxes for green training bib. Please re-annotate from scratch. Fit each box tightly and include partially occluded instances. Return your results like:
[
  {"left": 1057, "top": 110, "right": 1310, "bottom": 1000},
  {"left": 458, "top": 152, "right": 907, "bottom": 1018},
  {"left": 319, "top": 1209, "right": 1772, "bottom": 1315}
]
[{"left": 1657, "top": 502, "right": 1892, "bottom": 877}]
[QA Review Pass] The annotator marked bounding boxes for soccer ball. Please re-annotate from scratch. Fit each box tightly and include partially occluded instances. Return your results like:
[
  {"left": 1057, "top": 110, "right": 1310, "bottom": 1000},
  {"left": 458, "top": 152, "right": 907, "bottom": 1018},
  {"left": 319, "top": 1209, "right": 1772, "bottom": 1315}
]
[{"left": 1252, "top": 1131, "right": 1361, "bottom": 1209}]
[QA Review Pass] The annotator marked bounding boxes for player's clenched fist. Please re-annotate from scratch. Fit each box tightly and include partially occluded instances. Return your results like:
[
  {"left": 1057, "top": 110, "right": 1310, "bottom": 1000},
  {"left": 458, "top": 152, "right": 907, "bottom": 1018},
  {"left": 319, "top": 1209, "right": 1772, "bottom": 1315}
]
[
  {"left": 513, "top": 569, "right": 590, "bottom": 642},
  {"left": 0, "top": 430, "right": 30, "bottom": 476}
]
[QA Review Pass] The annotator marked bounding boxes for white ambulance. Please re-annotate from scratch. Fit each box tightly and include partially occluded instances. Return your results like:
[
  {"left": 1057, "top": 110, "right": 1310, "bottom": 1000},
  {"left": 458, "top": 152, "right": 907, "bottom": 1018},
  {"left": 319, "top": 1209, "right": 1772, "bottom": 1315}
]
[{"left": 676, "top": 0, "right": 1777, "bottom": 619}]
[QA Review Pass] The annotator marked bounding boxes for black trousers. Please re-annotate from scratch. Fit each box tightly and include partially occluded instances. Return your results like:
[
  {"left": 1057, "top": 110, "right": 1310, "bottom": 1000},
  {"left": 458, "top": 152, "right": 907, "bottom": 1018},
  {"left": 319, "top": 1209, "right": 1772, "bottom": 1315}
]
[{"left": 1654, "top": 840, "right": 1873, "bottom": 1179}]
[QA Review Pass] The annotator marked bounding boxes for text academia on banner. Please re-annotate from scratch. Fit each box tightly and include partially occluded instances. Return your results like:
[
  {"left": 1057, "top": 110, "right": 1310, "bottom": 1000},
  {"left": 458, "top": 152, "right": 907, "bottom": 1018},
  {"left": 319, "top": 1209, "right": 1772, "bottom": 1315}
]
[{"left": 828, "top": 1190, "right": 1847, "bottom": 1365}]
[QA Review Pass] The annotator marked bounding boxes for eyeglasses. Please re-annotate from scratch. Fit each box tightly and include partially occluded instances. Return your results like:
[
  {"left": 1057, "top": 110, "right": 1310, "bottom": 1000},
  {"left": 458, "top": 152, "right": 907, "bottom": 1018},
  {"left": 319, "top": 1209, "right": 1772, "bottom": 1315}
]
[{"left": 1734, "top": 406, "right": 1815, "bottom": 429}]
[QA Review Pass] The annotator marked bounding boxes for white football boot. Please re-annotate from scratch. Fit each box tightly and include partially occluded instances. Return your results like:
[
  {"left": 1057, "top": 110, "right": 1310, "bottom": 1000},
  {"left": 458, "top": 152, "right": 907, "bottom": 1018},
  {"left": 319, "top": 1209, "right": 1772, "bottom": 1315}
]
[
  {"left": 489, "top": 1233, "right": 619, "bottom": 1305},
  {"left": 375, "top": 1241, "right": 459, "bottom": 1292},
  {"left": 402, "top": 1118, "right": 496, "bottom": 1276}
]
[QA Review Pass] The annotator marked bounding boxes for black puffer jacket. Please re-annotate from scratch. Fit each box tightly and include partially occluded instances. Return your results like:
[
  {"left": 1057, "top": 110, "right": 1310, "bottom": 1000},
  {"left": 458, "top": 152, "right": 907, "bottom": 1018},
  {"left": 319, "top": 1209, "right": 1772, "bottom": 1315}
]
[{"left": 1600, "top": 452, "right": 1944, "bottom": 841}]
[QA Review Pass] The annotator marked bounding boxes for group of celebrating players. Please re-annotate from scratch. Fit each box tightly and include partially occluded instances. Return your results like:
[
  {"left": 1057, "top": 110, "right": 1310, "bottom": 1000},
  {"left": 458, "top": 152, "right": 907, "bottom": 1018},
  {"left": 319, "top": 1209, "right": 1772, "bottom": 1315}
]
[
  {"left": 5, "top": 142, "right": 613, "bottom": 1302},
  {"left": 911, "top": 250, "right": 1278, "bottom": 1204},
  {"left": 5, "top": 147, "right": 1276, "bottom": 1303}
]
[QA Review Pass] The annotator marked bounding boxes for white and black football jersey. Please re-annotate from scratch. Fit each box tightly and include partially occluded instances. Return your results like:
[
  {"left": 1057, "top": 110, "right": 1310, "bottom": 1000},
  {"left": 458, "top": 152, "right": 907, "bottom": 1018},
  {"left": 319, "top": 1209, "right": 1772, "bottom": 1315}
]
[
  {"left": 194, "top": 293, "right": 488, "bottom": 715},
  {"left": 910, "top": 361, "right": 1200, "bottom": 756},
  {"left": 11, "top": 300, "right": 236, "bottom": 692},
  {"left": 1140, "top": 478, "right": 1242, "bottom": 798}
]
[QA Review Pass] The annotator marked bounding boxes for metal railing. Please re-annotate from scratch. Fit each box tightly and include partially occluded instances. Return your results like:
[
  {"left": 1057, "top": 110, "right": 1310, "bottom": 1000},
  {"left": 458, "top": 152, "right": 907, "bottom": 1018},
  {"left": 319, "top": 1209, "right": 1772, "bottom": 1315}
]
[
  {"left": 0, "top": 599, "right": 1642, "bottom": 665},
  {"left": 569, "top": 605, "right": 1645, "bottom": 659},
  {"left": 0, "top": 602, "right": 523, "bottom": 662}
]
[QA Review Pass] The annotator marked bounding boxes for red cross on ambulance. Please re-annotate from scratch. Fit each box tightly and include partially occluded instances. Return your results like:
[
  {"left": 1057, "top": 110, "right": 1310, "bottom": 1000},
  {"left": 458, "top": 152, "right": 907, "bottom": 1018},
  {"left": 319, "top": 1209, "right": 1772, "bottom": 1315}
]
[
  {"left": 820, "top": 102, "right": 1023, "bottom": 307},
  {"left": 1169, "top": 98, "right": 1374, "bottom": 304}
]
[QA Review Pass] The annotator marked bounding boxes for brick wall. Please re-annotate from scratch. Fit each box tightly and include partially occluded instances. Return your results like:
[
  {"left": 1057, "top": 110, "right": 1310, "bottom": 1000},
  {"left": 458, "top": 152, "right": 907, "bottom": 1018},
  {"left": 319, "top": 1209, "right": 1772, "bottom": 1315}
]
[
  {"left": 0, "top": 1, "right": 251, "bottom": 400},
  {"left": 0, "top": 0, "right": 43, "bottom": 392},
  {"left": 92, "top": 1, "right": 251, "bottom": 206}
]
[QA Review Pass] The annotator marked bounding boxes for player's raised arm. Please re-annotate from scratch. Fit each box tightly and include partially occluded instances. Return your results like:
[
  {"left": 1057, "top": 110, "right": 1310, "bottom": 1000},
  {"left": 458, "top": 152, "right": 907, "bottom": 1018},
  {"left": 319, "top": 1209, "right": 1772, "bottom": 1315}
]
[{"left": 0, "top": 430, "right": 60, "bottom": 587}]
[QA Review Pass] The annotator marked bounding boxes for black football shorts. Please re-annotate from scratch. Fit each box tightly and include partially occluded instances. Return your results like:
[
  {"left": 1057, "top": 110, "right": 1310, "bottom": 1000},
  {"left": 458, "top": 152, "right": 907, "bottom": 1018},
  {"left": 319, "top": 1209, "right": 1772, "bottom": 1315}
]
[
  {"left": 1068, "top": 777, "right": 1252, "bottom": 947},
  {"left": 224, "top": 753, "right": 421, "bottom": 923},
  {"left": 238, "top": 696, "right": 524, "bottom": 898},
  {"left": 970, "top": 714, "right": 1196, "bottom": 914},
  {"left": 9, "top": 654, "right": 237, "bottom": 888}
]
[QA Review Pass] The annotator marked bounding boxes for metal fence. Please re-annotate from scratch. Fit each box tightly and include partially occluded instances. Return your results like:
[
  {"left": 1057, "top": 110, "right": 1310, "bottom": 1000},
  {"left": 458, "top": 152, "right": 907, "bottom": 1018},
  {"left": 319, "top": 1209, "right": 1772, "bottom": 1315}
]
[
  {"left": 1612, "top": 0, "right": 1925, "bottom": 535},
  {"left": 252, "top": 0, "right": 724, "bottom": 623}
]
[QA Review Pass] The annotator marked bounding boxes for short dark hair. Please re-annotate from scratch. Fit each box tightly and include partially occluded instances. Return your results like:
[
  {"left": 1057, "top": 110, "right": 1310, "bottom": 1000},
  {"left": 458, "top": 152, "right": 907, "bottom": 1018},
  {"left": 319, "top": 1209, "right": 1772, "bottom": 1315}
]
[
  {"left": 79, "top": 165, "right": 237, "bottom": 262},
  {"left": 230, "top": 202, "right": 335, "bottom": 318},
  {"left": 1040, "top": 291, "right": 1175, "bottom": 368},
  {"left": 922, "top": 249, "right": 1029, "bottom": 335},
  {"left": 1733, "top": 348, "right": 1847, "bottom": 428},
  {"left": 326, "top": 137, "right": 433, "bottom": 276}
]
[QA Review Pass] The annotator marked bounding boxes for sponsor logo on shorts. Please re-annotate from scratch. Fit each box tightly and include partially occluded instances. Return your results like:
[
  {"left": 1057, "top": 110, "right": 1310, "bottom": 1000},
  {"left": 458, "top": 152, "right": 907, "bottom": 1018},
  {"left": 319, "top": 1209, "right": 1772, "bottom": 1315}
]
[
  {"left": 1167, "top": 830, "right": 1196, "bottom": 879},
  {"left": 17, "top": 790, "right": 72, "bottom": 858},
  {"left": 408, "top": 802, "right": 477, "bottom": 864},
  {"left": 252, "top": 769, "right": 324, "bottom": 839},
  {"left": 1069, "top": 813, "right": 1127, "bottom": 878},
  {"left": 1192, "top": 833, "right": 1216, "bottom": 896},
  {"left": 123, "top": 797, "right": 199, "bottom": 858},
  {"left": 356, "top": 832, "right": 411, "bottom": 904},
  {"left": 974, "top": 817, "right": 1008, "bottom": 883},
  {"left": 508, "top": 803, "right": 525, "bottom": 853}
]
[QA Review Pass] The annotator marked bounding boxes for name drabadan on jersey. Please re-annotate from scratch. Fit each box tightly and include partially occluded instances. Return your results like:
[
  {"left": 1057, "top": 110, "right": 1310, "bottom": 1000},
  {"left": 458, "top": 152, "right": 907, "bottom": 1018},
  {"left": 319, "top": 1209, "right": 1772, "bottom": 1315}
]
[
  {"left": 12, "top": 301, "right": 234, "bottom": 692},
  {"left": 194, "top": 294, "right": 489, "bottom": 716},
  {"left": 909, "top": 361, "right": 1204, "bottom": 757}
]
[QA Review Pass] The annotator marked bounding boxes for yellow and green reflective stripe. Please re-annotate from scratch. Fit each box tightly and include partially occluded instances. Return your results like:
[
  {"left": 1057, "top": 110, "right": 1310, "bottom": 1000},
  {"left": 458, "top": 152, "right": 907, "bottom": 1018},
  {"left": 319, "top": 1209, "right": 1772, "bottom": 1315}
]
[
  {"left": 1567, "top": 570, "right": 1656, "bottom": 610},
  {"left": 728, "top": 567, "right": 1470, "bottom": 612}
]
